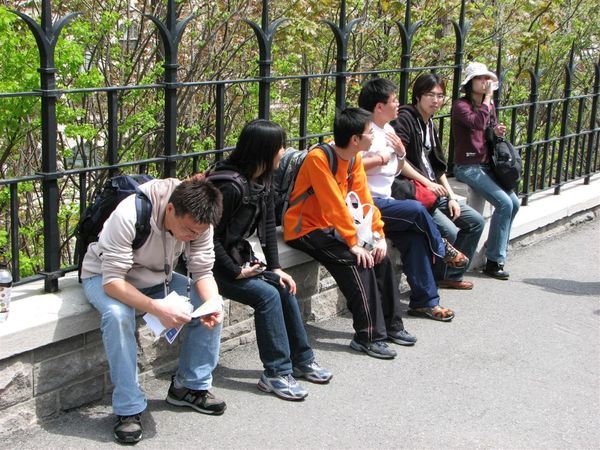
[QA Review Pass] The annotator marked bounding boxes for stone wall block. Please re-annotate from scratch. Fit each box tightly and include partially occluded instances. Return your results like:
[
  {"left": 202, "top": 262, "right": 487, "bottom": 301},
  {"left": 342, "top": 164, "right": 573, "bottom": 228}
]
[
  {"left": 33, "top": 343, "right": 107, "bottom": 395},
  {"left": 59, "top": 375, "right": 105, "bottom": 411},
  {"left": 308, "top": 287, "right": 348, "bottom": 322},
  {"left": 221, "top": 299, "right": 231, "bottom": 327},
  {"left": 0, "top": 355, "right": 33, "bottom": 410},
  {"left": 84, "top": 329, "right": 103, "bottom": 346},
  {"left": 32, "top": 336, "right": 85, "bottom": 363},
  {"left": 220, "top": 331, "right": 257, "bottom": 353},
  {"left": 137, "top": 324, "right": 181, "bottom": 372},
  {"left": 228, "top": 301, "right": 254, "bottom": 325},
  {"left": 284, "top": 261, "right": 319, "bottom": 299},
  {"left": 220, "top": 318, "right": 254, "bottom": 342}
]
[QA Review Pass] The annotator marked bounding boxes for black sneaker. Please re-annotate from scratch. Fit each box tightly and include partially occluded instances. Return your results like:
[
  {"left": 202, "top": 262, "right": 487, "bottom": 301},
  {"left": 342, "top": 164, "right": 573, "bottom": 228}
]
[
  {"left": 166, "top": 377, "right": 226, "bottom": 415},
  {"left": 114, "top": 414, "right": 142, "bottom": 444},
  {"left": 483, "top": 260, "right": 510, "bottom": 280},
  {"left": 387, "top": 329, "right": 417, "bottom": 346},
  {"left": 350, "top": 339, "right": 397, "bottom": 359}
]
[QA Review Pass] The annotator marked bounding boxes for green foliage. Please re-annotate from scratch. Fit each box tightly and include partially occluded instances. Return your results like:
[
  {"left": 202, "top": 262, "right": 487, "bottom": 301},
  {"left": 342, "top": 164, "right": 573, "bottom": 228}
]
[{"left": 0, "top": 0, "right": 598, "bottom": 279}]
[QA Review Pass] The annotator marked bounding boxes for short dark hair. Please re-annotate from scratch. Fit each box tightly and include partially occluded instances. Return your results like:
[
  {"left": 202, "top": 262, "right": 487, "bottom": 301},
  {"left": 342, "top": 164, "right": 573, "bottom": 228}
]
[
  {"left": 169, "top": 178, "right": 223, "bottom": 226},
  {"left": 412, "top": 73, "right": 446, "bottom": 104},
  {"left": 358, "top": 77, "right": 397, "bottom": 112},
  {"left": 333, "top": 107, "right": 372, "bottom": 148},
  {"left": 226, "top": 119, "right": 287, "bottom": 183}
]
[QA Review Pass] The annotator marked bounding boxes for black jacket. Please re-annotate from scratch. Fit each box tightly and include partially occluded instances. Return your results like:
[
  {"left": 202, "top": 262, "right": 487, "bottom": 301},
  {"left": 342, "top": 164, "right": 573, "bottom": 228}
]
[
  {"left": 212, "top": 163, "right": 281, "bottom": 279},
  {"left": 391, "top": 105, "right": 448, "bottom": 180}
]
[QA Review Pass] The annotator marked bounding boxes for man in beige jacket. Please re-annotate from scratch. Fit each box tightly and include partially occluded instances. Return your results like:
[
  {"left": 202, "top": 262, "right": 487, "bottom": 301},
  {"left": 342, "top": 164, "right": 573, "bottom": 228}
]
[{"left": 81, "top": 177, "right": 225, "bottom": 444}]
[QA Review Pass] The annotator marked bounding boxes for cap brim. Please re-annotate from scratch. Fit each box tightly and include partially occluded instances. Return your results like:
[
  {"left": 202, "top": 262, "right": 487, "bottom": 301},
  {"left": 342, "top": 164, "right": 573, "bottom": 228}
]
[{"left": 460, "top": 70, "right": 498, "bottom": 88}]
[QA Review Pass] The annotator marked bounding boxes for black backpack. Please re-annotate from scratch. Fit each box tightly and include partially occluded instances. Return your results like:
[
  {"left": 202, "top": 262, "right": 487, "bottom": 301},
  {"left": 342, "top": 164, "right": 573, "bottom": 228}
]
[
  {"left": 486, "top": 114, "right": 522, "bottom": 191},
  {"left": 76, "top": 174, "right": 154, "bottom": 281},
  {"left": 273, "top": 142, "right": 355, "bottom": 229},
  {"left": 489, "top": 137, "right": 522, "bottom": 191}
]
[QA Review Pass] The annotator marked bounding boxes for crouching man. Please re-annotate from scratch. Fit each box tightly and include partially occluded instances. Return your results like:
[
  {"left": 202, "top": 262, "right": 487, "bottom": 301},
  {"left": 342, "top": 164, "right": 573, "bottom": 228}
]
[{"left": 81, "top": 177, "right": 225, "bottom": 444}]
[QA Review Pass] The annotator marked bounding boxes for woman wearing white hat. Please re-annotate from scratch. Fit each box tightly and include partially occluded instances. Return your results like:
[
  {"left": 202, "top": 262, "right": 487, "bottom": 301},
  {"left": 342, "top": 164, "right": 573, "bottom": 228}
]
[{"left": 451, "top": 62, "right": 520, "bottom": 280}]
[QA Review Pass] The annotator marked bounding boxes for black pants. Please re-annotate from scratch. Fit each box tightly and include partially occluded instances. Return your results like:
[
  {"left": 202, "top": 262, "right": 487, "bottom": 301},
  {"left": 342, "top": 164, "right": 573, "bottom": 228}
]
[{"left": 288, "top": 229, "right": 405, "bottom": 343}]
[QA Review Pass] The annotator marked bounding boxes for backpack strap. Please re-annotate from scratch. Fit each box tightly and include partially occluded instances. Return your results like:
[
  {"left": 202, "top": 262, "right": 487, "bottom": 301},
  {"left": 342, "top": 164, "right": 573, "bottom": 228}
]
[{"left": 132, "top": 189, "right": 152, "bottom": 250}]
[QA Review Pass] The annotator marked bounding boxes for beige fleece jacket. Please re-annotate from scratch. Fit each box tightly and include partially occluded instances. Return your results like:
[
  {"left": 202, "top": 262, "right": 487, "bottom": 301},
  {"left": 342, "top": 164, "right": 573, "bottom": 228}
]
[{"left": 80, "top": 178, "right": 215, "bottom": 288}]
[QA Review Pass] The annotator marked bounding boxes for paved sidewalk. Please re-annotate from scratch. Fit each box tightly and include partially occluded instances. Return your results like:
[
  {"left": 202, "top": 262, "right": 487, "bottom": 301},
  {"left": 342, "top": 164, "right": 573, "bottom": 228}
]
[{"left": 1, "top": 220, "right": 599, "bottom": 449}]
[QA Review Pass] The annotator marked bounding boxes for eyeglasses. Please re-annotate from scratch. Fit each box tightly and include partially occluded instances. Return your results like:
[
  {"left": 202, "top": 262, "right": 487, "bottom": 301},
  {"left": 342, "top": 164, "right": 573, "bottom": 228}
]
[
  {"left": 360, "top": 129, "right": 375, "bottom": 138},
  {"left": 423, "top": 92, "right": 446, "bottom": 101}
]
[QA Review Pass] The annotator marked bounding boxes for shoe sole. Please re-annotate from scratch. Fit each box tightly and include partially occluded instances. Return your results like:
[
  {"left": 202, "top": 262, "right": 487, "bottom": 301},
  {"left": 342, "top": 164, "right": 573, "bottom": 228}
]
[
  {"left": 387, "top": 336, "right": 416, "bottom": 346},
  {"left": 438, "top": 282, "right": 473, "bottom": 290},
  {"left": 114, "top": 432, "right": 142, "bottom": 444},
  {"left": 257, "top": 380, "right": 308, "bottom": 401},
  {"left": 292, "top": 370, "right": 333, "bottom": 384},
  {"left": 349, "top": 340, "right": 396, "bottom": 359},
  {"left": 165, "top": 395, "right": 226, "bottom": 415},
  {"left": 483, "top": 271, "right": 509, "bottom": 280}
]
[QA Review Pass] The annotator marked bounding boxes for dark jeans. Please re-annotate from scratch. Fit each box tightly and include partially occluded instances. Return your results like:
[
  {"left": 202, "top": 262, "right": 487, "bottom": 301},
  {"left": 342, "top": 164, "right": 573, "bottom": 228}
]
[
  {"left": 374, "top": 197, "right": 442, "bottom": 309},
  {"left": 215, "top": 273, "right": 313, "bottom": 377},
  {"left": 287, "top": 229, "right": 405, "bottom": 344},
  {"left": 432, "top": 197, "right": 485, "bottom": 281}
]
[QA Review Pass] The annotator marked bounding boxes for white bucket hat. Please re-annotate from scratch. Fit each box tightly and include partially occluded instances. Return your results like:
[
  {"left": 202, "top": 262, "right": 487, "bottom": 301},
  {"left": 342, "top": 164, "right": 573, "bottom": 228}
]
[{"left": 460, "top": 62, "right": 498, "bottom": 90}]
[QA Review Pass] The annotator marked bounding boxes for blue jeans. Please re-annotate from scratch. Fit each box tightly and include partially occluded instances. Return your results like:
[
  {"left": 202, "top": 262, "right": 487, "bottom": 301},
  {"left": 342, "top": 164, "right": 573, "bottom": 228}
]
[
  {"left": 455, "top": 164, "right": 520, "bottom": 264},
  {"left": 432, "top": 197, "right": 485, "bottom": 281},
  {"left": 83, "top": 272, "right": 222, "bottom": 416},
  {"left": 215, "top": 273, "right": 314, "bottom": 377},
  {"left": 374, "top": 197, "right": 442, "bottom": 309}
]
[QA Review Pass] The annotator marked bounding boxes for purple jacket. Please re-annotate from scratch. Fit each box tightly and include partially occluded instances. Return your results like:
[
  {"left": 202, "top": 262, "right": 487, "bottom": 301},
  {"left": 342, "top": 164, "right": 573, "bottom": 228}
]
[{"left": 451, "top": 98, "right": 496, "bottom": 165}]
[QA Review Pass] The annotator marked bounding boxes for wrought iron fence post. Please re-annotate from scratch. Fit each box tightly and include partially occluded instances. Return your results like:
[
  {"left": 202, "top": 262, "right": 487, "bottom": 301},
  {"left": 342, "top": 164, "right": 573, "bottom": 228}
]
[
  {"left": 12, "top": 0, "right": 79, "bottom": 292},
  {"left": 244, "top": 0, "right": 287, "bottom": 120},
  {"left": 584, "top": 57, "right": 600, "bottom": 185},
  {"left": 396, "top": 0, "right": 422, "bottom": 105},
  {"left": 522, "top": 48, "right": 541, "bottom": 206},
  {"left": 554, "top": 44, "right": 576, "bottom": 195},
  {"left": 448, "top": 0, "right": 470, "bottom": 172},
  {"left": 323, "top": 0, "right": 364, "bottom": 109},
  {"left": 146, "top": 0, "right": 194, "bottom": 178}
]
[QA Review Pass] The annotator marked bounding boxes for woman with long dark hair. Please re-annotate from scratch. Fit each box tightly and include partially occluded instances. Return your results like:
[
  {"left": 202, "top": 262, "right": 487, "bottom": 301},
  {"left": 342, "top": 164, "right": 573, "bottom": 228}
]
[
  {"left": 211, "top": 119, "right": 331, "bottom": 401},
  {"left": 451, "top": 62, "right": 520, "bottom": 279}
]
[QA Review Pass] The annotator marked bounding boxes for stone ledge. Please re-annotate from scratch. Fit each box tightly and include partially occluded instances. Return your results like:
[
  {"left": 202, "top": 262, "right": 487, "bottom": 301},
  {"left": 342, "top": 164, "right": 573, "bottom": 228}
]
[
  {"left": 2, "top": 174, "right": 599, "bottom": 361},
  {"left": 0, "top": 235, "right": 313, "bottom": 361}
]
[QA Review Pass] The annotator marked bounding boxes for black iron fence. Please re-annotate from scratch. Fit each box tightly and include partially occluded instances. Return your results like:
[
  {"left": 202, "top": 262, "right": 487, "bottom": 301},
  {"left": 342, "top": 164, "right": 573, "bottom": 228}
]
[{"left": 0, "top": 0, "right": 598, "bottom": 292}]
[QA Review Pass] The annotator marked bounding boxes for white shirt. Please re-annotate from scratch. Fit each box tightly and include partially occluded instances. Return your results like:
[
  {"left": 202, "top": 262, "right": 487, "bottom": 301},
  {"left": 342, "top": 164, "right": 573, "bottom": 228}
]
[{"left": 362, "top": 122, "right": 400, "bottom": 199}]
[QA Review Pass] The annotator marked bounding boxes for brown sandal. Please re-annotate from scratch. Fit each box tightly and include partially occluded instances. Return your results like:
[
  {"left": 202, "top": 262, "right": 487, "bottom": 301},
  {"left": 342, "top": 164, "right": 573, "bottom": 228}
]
[{"left": 407, "top": 305, "right": 455, "bottom": 322}]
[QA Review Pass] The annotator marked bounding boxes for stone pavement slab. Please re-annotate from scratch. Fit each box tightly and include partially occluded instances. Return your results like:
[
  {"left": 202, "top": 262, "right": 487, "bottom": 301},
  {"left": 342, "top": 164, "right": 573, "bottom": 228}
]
[{"left": 1, "top": 220, "right": 598, "bottom": 449}]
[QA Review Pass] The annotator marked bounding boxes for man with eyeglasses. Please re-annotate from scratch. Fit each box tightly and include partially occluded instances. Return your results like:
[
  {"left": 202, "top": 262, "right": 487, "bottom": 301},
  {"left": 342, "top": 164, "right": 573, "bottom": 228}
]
[
  {"left": 391, "top": 73, "right": 484, "bottom": 290},
  {"left": 81, "top": 177, "right": 226, "bottom": 444}
]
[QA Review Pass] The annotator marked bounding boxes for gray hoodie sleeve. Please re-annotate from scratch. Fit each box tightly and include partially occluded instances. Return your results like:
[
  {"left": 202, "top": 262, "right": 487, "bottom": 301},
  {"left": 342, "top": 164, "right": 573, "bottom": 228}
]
[{"left": 187, "top": 224, "right": 216, "bottom": 282}]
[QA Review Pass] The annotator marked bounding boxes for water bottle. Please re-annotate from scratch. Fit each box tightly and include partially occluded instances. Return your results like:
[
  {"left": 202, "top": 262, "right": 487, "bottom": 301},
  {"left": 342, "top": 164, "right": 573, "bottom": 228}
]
[{"left": 0, "top": 264, "right": 12, "bottom": 323}]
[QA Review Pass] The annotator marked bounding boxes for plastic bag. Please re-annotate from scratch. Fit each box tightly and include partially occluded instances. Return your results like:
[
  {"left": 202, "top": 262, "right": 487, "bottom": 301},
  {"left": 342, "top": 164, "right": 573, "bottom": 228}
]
[{"left": 345, "top": 191, "right": 375, "bottom": 250}]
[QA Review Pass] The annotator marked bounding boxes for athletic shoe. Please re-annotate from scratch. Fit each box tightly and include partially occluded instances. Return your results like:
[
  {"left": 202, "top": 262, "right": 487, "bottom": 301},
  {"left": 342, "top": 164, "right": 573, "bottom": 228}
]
[
  {"left": 349, "top": 339, "right": 397, "bottom": 359},
  {"left": 114, "top": 413, "right": 142, "bottom": 444},
  {"left": 166, "top": 377, "right": 226, "bottom": 415},
  {"left": 257, "top": 373, "right": 308, "bottom": 400},
  {"left": 292, "top": 361, "right": 333, "bottom": 384},
  {"left": 387, "top": 329, "right": 417, "bottom": 346}
]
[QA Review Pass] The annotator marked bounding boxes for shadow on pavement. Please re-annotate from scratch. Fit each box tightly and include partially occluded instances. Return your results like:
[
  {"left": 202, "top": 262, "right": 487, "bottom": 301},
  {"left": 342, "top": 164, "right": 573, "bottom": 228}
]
[{"left": 522, "top": 278, "right": 600, "bottom": 296}]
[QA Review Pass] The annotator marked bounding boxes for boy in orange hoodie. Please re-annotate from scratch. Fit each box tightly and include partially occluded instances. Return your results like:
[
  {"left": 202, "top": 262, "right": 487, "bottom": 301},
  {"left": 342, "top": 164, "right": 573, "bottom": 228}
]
[{"left": 285, "top": 108, "right": 416, "bottom": 359}]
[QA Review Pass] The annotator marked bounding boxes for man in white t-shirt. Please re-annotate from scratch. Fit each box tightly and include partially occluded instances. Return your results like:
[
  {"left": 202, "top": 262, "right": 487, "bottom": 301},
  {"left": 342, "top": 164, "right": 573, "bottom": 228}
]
[{"left": 358, "top": 78, "right": 466, "bottom": 322}]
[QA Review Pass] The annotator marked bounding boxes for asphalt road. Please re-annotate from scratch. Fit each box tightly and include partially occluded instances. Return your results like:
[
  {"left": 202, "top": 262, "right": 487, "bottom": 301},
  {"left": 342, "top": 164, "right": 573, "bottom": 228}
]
[{"left": 2, "top": 219, "right": 599, "bottom": 449}]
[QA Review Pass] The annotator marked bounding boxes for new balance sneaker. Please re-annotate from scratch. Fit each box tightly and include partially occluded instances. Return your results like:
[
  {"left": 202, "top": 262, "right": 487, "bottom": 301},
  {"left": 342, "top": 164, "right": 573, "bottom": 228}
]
[
  {"left": 114, "top": 413, "right": 142, "bottom": 444},
  {"left": 292, "top": 360, "right": 333, "bottom": 384},
  {"left": 166, "top": 377, "right": 226, "bottom": 415},
  {"left": 257, "top": 373, "right": 308, "bottom": 400},
  {"left": 387, "top": 329, "right": 417, "bottom": 346},
  {"left": 350, "top": 339, "right": 397, "bottom": 359}
]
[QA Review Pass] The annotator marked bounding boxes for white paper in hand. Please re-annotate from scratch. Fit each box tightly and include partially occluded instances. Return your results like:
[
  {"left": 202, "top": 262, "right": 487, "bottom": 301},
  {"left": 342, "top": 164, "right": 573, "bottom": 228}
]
[
  {"left": 190, "top": 299, "right": 223, "bottom": 318},
  {"left": 143, "top": 291, "right": 192, "bottom": 344}
]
